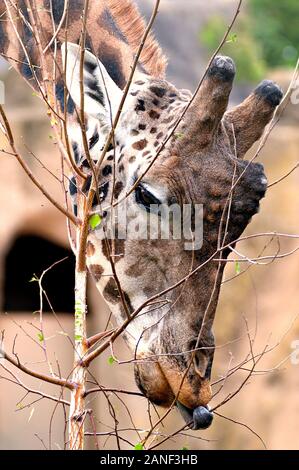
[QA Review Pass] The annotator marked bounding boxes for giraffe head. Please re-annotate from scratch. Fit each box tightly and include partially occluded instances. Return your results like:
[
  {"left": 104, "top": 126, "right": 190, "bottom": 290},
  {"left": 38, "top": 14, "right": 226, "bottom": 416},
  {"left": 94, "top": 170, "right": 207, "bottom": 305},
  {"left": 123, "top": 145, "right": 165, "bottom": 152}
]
[{"left": 64, "top": 44, "right": 283, "bottom": 429}]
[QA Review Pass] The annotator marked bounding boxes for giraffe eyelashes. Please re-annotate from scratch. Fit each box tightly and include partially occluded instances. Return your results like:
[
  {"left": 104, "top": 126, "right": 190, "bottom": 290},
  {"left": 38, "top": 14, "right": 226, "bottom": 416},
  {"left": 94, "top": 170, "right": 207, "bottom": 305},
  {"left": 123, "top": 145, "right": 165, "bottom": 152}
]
[{"left": 135, "top": 184, "right": 161, "bottom": 212}]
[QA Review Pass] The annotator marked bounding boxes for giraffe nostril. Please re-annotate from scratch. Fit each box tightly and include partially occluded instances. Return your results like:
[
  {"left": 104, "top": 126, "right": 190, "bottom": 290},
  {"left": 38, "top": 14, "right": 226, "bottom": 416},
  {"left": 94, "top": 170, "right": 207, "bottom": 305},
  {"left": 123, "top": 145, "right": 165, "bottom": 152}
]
[{"left": 189, "top": 341, "right": 209, "bottom": 378}]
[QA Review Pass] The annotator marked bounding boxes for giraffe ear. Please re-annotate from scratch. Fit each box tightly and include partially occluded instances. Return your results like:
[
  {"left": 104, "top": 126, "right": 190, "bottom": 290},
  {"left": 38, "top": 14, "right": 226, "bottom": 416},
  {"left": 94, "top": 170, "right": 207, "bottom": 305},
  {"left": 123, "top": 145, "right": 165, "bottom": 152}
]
[{"left": 61, "top": 42, "right": 122, "bottom": 121}]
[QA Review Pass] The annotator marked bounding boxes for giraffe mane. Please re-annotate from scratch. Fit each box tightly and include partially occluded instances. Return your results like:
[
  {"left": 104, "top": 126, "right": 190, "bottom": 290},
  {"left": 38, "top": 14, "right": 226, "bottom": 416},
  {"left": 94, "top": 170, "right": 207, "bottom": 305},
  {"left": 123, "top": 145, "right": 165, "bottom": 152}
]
[{"left": 107, "top": 0, "right": 167, "bottom": 78}]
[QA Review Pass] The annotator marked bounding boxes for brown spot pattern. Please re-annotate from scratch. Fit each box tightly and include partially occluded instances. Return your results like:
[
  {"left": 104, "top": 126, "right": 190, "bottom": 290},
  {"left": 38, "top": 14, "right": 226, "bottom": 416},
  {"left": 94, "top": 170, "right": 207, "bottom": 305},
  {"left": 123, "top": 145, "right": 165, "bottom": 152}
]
[
  {"left": 149, "top": 86, "right": 167, "bottom": 97},
  {"left": 86, "top": 241, "right": 96, "bottom": 257},
  {"left": 103, "top": 278, "right": 119, "bottom": 304},
  {"left": 113, "top": 181, "right": 124, "bottom": 199},
  {"left": 132, "top": 139, "right": 148, "bottom": 151},
  {"left": 102, "top": 239, "right": 125, "bottom": 263},
  {"left": 89, "top": 264, "right": 104, "bottom": 281},
  {"left": 149, "top": 110, "right": 160, "bottom": 120}
]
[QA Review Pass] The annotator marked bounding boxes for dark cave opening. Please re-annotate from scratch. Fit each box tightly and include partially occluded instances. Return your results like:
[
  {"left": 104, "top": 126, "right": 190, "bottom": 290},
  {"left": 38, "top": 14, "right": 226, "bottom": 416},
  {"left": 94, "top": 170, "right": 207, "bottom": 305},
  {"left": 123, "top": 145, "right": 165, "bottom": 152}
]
[{"left": 4, "top": 235, "right": 75, "bottom": 313}]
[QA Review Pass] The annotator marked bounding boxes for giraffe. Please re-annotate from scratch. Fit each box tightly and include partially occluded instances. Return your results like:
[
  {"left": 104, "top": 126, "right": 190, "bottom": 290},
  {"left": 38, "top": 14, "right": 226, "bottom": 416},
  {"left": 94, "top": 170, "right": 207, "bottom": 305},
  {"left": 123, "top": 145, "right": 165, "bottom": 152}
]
[{"left": 0, "top": 1, "right": 283, "bottom": 430}]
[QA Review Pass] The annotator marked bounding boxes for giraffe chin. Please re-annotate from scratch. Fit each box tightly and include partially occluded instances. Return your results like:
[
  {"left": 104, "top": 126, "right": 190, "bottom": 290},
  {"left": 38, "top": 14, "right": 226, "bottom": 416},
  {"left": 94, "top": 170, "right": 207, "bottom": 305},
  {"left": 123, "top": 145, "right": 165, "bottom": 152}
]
[
  {"left": 176, "top": 402, "right": 214, "bottom": 430},
  {"left": 160, "top": 366, "right": 213, "bottom": 410},
  {"left": 134, "top": 359, "right": 214, "bottom": 431}
]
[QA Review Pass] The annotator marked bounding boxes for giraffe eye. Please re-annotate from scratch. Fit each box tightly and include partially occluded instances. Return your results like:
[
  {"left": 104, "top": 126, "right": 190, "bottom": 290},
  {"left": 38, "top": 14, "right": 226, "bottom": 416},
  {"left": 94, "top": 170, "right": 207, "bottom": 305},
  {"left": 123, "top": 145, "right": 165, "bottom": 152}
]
[{"left": 135, "top": 184, "right": 161, "bottom": 212}]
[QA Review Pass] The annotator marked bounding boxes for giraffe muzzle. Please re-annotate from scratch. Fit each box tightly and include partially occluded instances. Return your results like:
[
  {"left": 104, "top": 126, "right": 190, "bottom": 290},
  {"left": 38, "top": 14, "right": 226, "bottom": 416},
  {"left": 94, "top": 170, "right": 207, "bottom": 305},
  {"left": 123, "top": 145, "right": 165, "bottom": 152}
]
[{"left": 176, "top": 401, "right": 213, "bottom": 430}]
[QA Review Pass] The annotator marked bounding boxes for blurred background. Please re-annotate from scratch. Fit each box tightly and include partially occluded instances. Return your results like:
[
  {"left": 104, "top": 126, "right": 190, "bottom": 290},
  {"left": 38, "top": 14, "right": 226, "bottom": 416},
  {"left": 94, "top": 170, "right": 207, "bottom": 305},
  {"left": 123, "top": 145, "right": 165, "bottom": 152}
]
[{"left": 0, "top": 0, "right": 298, "bottom": 450}]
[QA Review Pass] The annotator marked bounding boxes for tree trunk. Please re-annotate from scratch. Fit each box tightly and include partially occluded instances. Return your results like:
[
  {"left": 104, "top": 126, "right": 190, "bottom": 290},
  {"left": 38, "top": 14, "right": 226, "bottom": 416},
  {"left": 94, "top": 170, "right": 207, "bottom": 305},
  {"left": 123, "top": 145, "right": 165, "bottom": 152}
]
[{"left": 68, "top": 230, "right": 88, "bottom": 450}]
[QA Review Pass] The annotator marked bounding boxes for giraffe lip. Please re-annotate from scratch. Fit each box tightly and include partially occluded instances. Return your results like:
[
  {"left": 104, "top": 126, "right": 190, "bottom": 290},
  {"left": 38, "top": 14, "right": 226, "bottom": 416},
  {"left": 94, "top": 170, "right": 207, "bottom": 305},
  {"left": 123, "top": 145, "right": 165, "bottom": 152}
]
[{"left": 176, "top": 402, "right": 213, "bottom": 430}]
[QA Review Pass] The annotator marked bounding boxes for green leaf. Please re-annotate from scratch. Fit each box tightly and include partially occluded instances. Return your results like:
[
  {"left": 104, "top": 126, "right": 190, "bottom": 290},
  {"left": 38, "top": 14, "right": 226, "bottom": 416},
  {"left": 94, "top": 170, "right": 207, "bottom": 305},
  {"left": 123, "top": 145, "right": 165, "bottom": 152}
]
[
  {"left": 108, "top": 355, "right": 116, "bottom": 365},
  {"left": 89, "top": 214, "right": 102, "bottom": 230},
  {"left": 134, "top": 443, "right": 144, "bottom": 450},
  {"left": 37, "top": 332, "right": 44, "bottom": 342},
  {"left": 75, "top": 335, "right": 82, "bottom": 341},
  {"left": 226, "top": 33, "right": 237, "bottom": 43},
  {"left": 181, "top": 446, "right": 189, "bottom": 450},
  {"left": 235, "top": 261, "right": 241, "bottom": 275}
]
